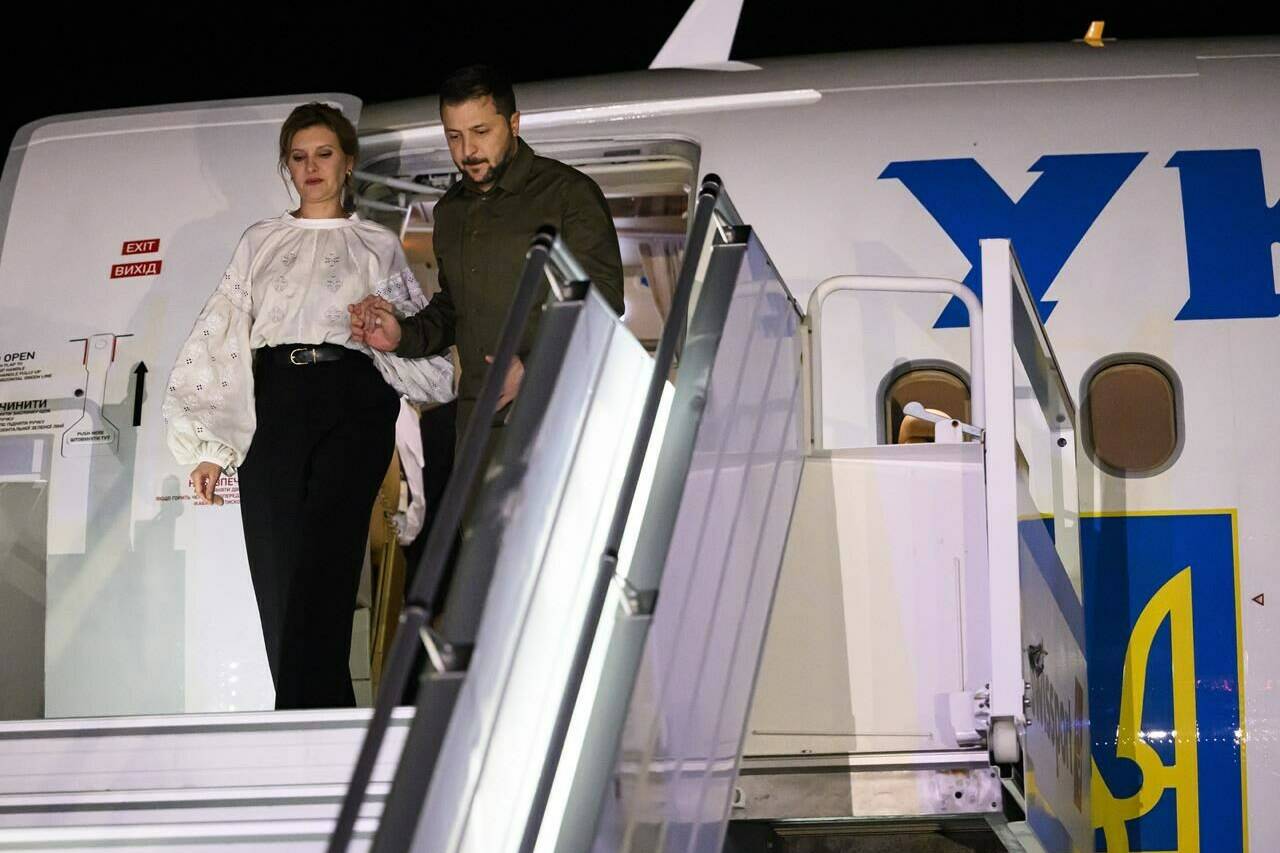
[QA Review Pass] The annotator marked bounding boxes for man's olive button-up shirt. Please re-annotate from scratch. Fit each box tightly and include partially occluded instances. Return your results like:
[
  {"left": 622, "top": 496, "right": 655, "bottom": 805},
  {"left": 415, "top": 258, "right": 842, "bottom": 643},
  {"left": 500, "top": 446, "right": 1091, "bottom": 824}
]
[{"left": 394, "top": 137, "right": 624, "bottom": 430}]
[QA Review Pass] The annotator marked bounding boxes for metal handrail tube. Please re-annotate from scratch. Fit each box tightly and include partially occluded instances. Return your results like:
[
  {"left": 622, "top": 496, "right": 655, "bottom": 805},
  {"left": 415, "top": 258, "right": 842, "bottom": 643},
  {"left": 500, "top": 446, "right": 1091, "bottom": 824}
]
[
  {"left": 806, "top": 276, "right": 985, "bottom": 451},
  {"left": 548, "top": 235, "right": 591, "bottom": 288},
  {"left": 1007, "top": 248, "right": 1076, "bottom": 426},
  {"left": 713, "top": 184, "right": 742, "bottom": 229},
  {"left": 352, "top": 170, "right": 445, "bottom": 196},
  {"left": 354, "top": 195, "right": 409, "bottom": 214},
  {"left": 514, "top": 174, "right": 727, "bottom": 853}
]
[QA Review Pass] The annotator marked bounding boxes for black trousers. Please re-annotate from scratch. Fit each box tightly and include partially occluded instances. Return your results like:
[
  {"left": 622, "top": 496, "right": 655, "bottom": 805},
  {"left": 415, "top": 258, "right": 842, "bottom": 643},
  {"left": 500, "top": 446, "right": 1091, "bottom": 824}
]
[{"left": 238, "top": 347, "right": 398, "bottom": 710}]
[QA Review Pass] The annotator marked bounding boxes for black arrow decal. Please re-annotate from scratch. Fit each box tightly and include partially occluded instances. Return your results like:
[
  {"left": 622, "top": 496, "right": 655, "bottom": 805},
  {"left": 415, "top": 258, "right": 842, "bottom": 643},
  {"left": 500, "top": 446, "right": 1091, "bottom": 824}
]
[{"left": 132, "top": 362, "right": 148, "bottom": 426}]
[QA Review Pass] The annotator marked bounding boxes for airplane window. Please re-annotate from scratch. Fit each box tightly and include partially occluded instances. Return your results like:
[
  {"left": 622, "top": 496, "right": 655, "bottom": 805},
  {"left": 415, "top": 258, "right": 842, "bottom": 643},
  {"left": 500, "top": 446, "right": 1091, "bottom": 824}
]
[
  {"left": 1083, "top": 358, "right": 1180, "bottom": 475},
  {"left": 882, "top": 366, "right": 970, "bottom": 444}
]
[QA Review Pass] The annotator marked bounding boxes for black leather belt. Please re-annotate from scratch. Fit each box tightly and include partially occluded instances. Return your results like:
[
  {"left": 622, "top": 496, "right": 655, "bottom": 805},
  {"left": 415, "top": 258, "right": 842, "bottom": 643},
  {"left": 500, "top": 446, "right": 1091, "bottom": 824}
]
[{"left": 261, "top": 343, "right": 352, "bottom": 366}]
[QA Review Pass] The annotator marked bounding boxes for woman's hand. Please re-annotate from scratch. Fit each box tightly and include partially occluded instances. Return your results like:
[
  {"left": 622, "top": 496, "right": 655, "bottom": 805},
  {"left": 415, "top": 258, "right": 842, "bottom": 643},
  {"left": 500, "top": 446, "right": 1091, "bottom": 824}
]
[
  {"left": 348, "top": 296, "right": 401, "bottom": 351},
  {"left": 191, "top": 461, "right": 226, "bottom": 506}
]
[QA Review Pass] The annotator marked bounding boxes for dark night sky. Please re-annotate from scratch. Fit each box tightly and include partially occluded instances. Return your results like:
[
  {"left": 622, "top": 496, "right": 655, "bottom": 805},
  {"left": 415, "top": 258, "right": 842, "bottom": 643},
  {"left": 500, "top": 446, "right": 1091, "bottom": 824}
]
[{"left": 3, "top": 3, "right": 1277, "bottom": 152}]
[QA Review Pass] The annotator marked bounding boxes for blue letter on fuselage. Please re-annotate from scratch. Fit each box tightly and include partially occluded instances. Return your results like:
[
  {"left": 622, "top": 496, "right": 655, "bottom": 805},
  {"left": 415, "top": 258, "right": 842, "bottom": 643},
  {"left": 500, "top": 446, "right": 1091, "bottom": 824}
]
[
  {"left": 880, "top": 154, "right": 1146, "bottom": 327},
  {"left": 1167, "top": 149, "right": 1280, "bottom": 320}
]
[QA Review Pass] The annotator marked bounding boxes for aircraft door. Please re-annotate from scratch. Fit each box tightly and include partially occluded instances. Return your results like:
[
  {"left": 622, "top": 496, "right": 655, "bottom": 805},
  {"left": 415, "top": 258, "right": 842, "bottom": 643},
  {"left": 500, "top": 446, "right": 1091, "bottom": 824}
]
[{"left": 0, "top": 94, "right": 361, "bottom": 718}]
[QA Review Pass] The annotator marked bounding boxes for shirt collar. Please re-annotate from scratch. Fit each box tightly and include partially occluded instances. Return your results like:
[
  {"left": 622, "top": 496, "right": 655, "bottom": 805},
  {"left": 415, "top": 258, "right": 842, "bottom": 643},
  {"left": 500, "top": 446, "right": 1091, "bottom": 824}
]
[
  {"left": 495, "top": 137, "right": 535, "bottom": 195},
  {"left": 279, "top": 211, "right": 359, "bottom": 229}
]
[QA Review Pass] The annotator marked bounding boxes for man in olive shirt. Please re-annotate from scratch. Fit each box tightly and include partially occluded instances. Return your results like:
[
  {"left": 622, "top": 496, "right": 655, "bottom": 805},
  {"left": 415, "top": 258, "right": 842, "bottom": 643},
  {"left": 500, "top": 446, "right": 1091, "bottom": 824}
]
[{"left": 351, "top": 65, "right": 624, "bottom": 433}]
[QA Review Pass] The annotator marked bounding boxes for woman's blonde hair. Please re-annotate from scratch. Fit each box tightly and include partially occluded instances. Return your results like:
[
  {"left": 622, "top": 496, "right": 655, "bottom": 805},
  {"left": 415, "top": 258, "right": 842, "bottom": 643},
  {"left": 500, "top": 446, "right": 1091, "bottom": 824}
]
[{"left": 278, "top": 102, "right": 359, "bottom": 213}]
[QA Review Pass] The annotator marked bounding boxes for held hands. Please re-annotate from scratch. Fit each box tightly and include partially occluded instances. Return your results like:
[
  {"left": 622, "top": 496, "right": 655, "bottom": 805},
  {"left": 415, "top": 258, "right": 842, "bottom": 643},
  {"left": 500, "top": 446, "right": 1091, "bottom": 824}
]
[
  {"left": 485, "top": 354, "right": 525, "bottom": 411},
  {"left": 191, "top": 461, "right": 225, "bottom": 506},
  {"left": 348, "top": 296, "right": 401, "bottom": 351}
]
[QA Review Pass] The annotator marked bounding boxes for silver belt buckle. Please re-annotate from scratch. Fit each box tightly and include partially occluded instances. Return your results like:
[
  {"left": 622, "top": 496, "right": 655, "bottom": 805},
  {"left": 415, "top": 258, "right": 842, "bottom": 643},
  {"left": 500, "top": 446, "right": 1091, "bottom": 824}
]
[{"left": 289, "top": 347, "right": 312, "bottom": 365}]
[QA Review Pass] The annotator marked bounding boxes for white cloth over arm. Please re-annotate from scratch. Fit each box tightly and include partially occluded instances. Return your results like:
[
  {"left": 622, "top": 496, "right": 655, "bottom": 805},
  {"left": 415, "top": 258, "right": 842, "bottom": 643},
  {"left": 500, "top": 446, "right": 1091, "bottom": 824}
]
[
  {"left": 392, "top": 400, "right": 427, "bottom": 545},
  {"left": 162, "top": 232, "right": 257, "bottom": 472},
  {"left": 364, "top": 240, "right": 454, "bottom": 405}
]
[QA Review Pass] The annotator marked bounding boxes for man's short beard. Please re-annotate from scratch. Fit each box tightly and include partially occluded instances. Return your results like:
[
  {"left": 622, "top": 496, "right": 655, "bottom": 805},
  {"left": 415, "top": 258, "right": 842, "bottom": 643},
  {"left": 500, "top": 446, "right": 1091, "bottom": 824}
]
[
  {"left": 463, "top": 136, "right": 518, "bottom": 188},
  {"left": 465, "top": 164, "right": 496, "bottom": 185}
]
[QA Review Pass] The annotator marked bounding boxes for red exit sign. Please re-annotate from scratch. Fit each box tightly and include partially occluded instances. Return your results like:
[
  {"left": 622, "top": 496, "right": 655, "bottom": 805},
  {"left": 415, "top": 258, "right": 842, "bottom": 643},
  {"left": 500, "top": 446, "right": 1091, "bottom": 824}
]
[
  {"left": 122, "top": 238, "right": 160, "bottom": 255},
  {"left": 111, "top": 260, "right": 163, "bottom": 279}
]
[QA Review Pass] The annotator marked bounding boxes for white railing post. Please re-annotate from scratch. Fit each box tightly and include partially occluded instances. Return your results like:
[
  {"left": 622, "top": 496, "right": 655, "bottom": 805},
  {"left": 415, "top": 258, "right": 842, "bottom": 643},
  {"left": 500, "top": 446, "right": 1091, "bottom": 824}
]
[{"left": 978, "top": 239, "right": 1024, "bottom": 730}]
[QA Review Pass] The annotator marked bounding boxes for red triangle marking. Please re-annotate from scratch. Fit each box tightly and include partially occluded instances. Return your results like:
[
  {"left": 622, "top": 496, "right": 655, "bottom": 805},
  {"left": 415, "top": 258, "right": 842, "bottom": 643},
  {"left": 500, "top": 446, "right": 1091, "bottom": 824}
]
[{"left": 1252, "top": 593, "right": 1265, "bottom": 606}]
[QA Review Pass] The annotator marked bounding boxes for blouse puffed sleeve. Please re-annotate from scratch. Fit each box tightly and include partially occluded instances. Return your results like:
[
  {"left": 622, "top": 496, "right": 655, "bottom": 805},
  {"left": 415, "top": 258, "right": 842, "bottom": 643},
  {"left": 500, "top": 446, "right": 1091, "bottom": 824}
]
[
  {"left": 162, "top": 230, "right": 258, "bottom": 473},
  {"left": 365, "top": 243, "right": 455, "bottom": 405}
]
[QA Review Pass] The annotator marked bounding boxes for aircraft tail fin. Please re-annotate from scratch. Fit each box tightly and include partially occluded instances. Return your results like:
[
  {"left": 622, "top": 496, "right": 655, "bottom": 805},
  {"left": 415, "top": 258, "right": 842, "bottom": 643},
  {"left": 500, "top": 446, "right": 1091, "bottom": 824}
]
[{"left": 650, "top": 0, "right": 760, "bottom": 71}]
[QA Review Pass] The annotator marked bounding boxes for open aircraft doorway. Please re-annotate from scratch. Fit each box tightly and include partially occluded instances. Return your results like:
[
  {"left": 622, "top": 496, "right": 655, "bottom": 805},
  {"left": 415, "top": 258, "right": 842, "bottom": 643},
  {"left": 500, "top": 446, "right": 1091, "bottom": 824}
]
[{"left": 353, "top": 135, "right": 700, "bottom": 353}]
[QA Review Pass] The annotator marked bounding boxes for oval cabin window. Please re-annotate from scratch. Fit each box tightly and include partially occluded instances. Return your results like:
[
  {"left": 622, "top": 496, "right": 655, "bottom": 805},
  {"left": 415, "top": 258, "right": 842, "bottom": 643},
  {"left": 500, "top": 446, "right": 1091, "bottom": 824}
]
[
  {"left": 884, "top": 367, "right": 971, "bottom": 444},
  {"left": 1085, "top": 360, "right": 1179, "bottom": 474}
]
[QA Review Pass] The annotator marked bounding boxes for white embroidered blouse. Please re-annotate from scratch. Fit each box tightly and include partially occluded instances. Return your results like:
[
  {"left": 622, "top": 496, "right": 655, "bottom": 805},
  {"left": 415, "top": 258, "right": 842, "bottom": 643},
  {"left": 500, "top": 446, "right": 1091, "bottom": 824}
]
[{"left": 162, "top": 212, "right": 454, "bottom": 473}]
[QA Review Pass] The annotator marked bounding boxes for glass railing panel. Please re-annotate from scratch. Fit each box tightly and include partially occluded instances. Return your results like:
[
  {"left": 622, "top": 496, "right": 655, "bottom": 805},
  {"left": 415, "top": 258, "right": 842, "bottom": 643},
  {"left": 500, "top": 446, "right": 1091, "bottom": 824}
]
[
  {"left": 590, "top": 230, "right": 805, "bottom": 853},
  {"left": 399, "top": 290, "right": 657, "bottom": 852}
]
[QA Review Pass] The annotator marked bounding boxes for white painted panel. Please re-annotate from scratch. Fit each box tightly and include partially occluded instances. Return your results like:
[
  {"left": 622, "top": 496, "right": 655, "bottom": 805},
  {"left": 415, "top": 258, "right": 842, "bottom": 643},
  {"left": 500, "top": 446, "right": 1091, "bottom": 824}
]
[{"left": 747, "top": 443, "right": 989, "bottom": 757}]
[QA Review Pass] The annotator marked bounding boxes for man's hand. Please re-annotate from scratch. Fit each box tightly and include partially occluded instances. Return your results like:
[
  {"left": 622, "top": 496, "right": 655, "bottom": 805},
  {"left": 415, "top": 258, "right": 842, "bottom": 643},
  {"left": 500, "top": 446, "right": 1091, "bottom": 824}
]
[
  {"left": 191, "top": 461, "right": 225, "bottom": 506},
  {"left": 485, "top": 354, "right": 525, "bottom": 411},
  {"left": 348, "top": 296, "right": 402, "bottom": 352}
]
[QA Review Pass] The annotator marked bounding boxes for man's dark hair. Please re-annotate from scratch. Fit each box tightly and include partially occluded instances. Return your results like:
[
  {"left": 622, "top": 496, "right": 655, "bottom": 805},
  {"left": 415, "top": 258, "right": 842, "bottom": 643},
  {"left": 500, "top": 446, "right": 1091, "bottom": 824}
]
[{"left": 438, "top": 65, "right": 517, "bottom": 119}]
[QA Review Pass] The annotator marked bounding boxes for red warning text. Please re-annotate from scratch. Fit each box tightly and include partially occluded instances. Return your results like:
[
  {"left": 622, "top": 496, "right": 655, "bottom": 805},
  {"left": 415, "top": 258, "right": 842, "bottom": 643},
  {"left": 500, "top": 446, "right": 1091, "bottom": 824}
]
[
  {"left": 111, "top": 260, "right": 163, "bottom": 279},
  {"left": 122, "top": 239, "right": 160, "bottom": 255}
]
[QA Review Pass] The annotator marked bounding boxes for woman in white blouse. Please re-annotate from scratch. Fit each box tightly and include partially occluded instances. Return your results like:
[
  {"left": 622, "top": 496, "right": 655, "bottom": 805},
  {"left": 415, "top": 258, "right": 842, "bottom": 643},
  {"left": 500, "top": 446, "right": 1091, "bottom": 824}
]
[{"left": 163, "top": 103, "right": 452, "bottom": 709}]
